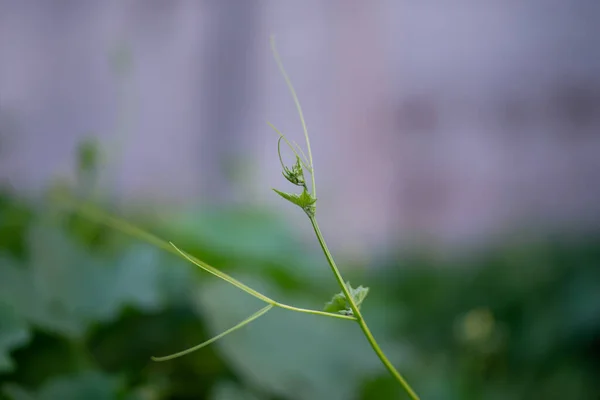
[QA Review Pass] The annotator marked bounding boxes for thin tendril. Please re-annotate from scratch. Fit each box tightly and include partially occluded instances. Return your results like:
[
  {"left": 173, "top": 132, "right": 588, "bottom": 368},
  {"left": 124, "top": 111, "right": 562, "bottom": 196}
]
[
  {"left": 270, "top": 36, "right": 316, "bottom": 197},
  {"left": 268, "top": 121, "right": 311, "bottom": 171},
  {"left": 151, "top": 305, "right": 274, "bottom": 361}
]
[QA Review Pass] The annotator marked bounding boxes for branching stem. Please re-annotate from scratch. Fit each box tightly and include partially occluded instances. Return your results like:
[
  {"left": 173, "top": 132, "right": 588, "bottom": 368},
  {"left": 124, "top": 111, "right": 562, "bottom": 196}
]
[
  {"left": 59, "top": 35, "right": 421, "bottom": 400},
  {"left": 273, "top": 301, "right": 355, "bottom": 321},
  {"left": 269, "top": 34, "right": 420, "bottom": 399},
  {"left": 309, "top": 215, "right": 420, "bottom": 400}
]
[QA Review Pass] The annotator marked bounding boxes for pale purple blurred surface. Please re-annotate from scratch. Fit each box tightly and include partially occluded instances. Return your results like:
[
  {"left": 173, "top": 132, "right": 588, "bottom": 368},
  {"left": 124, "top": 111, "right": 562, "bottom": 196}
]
[{"left": 1, "top": 1, "right": 599, "bottom": 255}]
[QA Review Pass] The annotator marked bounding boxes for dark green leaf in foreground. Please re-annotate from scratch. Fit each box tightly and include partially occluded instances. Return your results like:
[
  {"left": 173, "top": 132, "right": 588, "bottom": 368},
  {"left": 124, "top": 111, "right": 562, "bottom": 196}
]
[
  {"left": 0, "top": 302, "right": 31, "bottom": 373},
  {"left": 210, "top": 381, "right": 260, "bottom": 400},
  {"left": 3, "top": 371, "right": 124, "bottom": 400},
  {"left": 0, "top": 224, "right": 184, "bottom": 338}
]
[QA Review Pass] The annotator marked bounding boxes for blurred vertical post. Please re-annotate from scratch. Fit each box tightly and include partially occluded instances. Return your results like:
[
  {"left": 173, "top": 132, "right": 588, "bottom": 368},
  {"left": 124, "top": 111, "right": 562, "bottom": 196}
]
[
  {"left": 198, "top": 0, "right": 259, "bottom": 204},
  {"left": 330, "top": 0, "right": 394, "bottom": 257}
]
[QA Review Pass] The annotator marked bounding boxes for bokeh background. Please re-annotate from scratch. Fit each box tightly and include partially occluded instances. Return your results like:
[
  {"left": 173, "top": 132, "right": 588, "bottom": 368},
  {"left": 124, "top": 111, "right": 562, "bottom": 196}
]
[{"left": 1, "top": 1, "right": 599, "bottom": 399}]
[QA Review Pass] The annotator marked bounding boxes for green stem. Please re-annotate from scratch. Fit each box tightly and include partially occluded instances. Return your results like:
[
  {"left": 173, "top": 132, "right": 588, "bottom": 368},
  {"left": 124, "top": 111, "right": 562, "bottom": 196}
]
[
  {"left": 273, "top": 302, "right": 356, "bottom": 321},
  {"left": 308, "top": 216, "right": 420, "bottom": 400},
  {"left": 63, "top": 200, "right": 357, "bottom": 324}
]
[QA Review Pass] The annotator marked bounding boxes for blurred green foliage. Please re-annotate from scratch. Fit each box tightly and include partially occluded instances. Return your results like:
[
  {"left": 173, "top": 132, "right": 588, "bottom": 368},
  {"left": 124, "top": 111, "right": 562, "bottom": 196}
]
[{"left": 0, "top": 181, "right": 598, "bottom": 399}]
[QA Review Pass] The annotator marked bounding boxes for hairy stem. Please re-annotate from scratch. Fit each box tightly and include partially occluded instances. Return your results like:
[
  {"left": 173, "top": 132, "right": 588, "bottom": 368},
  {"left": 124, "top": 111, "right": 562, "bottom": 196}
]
[{"left": 308, "top": 216, "right": 420, "bottom": 400}]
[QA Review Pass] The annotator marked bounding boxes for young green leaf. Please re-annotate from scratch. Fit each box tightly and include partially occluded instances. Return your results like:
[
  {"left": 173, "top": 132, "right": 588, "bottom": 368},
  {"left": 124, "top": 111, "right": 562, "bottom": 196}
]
[
  {"left": 281, "top": 155, "right": 306, "bottom": 187},
  {"left": 323, "top": 282, "right": 370, "bottom": 315},
  {"left": 323, "top": 292, "right": 348, "bottom": 314},
  {"left": 272, "top": 187, "right": 316, "bottom": 216},
  {"left": 349, "top": 284, "right": 370, "bottom": 309}
]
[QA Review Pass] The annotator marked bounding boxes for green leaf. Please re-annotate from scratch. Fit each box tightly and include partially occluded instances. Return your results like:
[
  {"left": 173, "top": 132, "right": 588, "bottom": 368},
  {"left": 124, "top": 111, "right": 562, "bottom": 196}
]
[
  {"left": 323, "top": 282, "right": 370, "bottom": 315},
  {"left": 272, "top": 187, "right": 316, "bottom": 215},
  {"left": 350, "top": 284, "right": 370, "bottom": 309},
  {"left": 323, "top": 292, "right": 348, "bottom": 314},
  {"left": 0, "top": 224, "right": 184, "bottom": 338},
  {"left": 0, "top": 303, "right": 30, "bottom": 373},
  {"left": 1, "top": 385, "right": 33, "bottom": 400},
  {"left": 3, "top": 371, "right": 124, "bottom": 400},
  {"left": 281, "top": 156, "right": 306, "bottom": 186},
  {"left": 210, "top": 381, "right": 260, "bottom": 400}
]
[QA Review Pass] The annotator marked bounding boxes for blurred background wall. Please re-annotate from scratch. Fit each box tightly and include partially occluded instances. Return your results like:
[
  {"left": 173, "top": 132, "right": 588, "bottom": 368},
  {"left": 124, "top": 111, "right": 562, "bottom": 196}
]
[{"left": 1, "top": 0, "right": 599, "bottom": 256}]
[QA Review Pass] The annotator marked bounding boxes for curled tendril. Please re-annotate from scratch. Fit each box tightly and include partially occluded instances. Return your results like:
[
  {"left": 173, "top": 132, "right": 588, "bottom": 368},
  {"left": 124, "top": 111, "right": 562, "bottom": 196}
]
[
  {"left": 268, "top": 121, "right": 311, "bottom": 172},
  {"left": 278, "top": 137, "right": 306, "bottom": 187}
]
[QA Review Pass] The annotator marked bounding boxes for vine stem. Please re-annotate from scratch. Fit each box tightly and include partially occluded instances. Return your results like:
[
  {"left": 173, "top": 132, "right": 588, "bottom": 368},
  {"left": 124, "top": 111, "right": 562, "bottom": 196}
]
[
  {"left": 308, "top": 215, "right": 420, "bottom": 400},
  {"left": 65, "top": 200, "right": 357, "bottom": 323}
]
